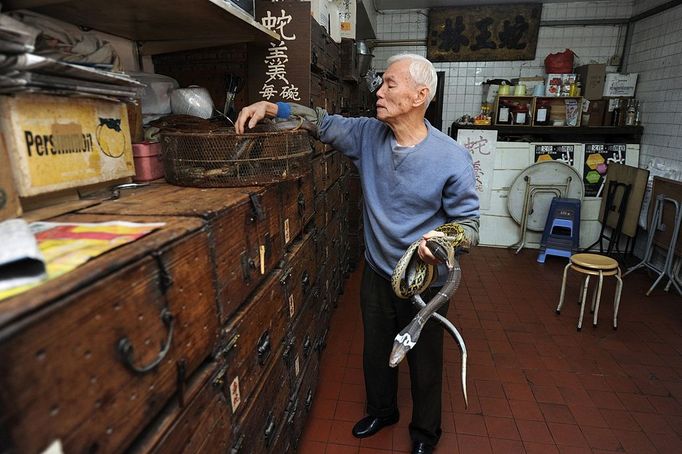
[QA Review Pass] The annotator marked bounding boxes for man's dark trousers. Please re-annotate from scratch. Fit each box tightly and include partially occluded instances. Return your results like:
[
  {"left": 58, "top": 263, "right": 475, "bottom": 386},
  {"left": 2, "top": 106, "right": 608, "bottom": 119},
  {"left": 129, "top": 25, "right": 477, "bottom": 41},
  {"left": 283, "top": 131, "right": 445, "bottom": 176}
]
[{"left": 360, "top": 264, "right": 449, "bottom": 447}]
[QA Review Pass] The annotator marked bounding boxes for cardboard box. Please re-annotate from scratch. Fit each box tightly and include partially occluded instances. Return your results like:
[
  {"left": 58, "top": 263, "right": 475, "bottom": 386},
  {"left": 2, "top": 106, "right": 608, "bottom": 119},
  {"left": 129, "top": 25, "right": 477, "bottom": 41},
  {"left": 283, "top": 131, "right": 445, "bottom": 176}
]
[
  {"left": 575, "top": 64, "right": 606, "bottom": 100},
  {"left": 603, "top": 73, "right": 638, "bottom": 97},
  {"left": 546, "top": 73, "right": 576, "bottom": 97},
  {"left": 0, "top": 143, "right": 21, "bottom": 221},
  {"left": 0, "top": 94, "right": 134, "bottom": 197}
]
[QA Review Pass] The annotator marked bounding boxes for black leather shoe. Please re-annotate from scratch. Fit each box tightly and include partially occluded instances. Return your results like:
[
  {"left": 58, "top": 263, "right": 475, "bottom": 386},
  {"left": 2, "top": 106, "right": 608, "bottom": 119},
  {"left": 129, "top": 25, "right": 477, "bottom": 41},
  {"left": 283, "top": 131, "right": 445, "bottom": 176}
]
[
  {"left": 351, "top": 413, "right": 399, "bottom": 438},
  {"left": 412, "top": 441, "right": 434, "bottom": 454}
]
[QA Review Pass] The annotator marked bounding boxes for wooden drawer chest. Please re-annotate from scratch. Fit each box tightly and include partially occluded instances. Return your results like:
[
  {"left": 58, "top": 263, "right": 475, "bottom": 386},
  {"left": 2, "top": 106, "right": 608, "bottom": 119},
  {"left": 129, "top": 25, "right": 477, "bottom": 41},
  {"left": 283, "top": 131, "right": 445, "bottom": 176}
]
[{"left": 0, "top": 165, "right": 359, "bottom": 453}]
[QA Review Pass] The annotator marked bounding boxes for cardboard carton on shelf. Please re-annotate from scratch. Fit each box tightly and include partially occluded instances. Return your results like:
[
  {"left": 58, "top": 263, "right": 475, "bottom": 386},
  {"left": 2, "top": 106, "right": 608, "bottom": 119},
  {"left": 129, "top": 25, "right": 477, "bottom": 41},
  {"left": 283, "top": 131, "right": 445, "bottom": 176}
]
[
  {"left": 0, "top": 145, "right": 21, "bottom": 221},
  {"left": 575, "top": 64, "right": 606, "bottom": 100},
  {"left": 603, "top": 73, "right": 638, "bottom": 98},
  {"left": 0, "top": 93, "right": 134, "bottom": 198}
]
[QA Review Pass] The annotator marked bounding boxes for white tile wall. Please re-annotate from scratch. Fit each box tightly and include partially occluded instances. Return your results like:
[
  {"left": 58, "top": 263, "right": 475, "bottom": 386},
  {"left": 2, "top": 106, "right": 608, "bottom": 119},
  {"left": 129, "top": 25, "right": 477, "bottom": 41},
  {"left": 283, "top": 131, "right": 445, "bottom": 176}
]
[
  {"left": 633, "top": 0, "right": 673, "bottom": 15},
  {"left": 373, "top": 2, "right": 633, "bottom": 134},
  {"left": 626, "top": 3, "right": 682, "bottom": 172}
]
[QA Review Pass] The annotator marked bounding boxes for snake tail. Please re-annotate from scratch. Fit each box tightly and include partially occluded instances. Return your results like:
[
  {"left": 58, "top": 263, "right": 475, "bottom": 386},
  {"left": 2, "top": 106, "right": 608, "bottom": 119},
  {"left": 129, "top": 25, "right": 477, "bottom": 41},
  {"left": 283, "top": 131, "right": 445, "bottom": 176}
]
[{"left": 413, "top": 294, "right": 469, "bottom": 409}]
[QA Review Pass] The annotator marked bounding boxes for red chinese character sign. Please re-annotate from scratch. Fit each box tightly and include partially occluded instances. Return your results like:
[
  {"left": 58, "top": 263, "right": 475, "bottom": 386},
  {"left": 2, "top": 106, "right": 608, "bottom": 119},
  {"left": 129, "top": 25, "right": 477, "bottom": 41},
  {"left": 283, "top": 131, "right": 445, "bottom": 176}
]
[
  {"left": 456, "top": 129, "right": 497, "bottom": 210},
  {"left": 428, "top": 4, "right": 541, "bottom": 62},
  {"left": 249, "top": 1, "right": 310, "bottom": 104}
]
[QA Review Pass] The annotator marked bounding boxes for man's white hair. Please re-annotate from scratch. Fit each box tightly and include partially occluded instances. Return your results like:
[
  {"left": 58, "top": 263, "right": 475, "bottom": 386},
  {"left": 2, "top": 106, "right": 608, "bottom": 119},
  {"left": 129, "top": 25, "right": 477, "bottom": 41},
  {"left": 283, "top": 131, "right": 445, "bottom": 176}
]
[{"left": 386, "top": 53, "right": 437, "bottom": 105}]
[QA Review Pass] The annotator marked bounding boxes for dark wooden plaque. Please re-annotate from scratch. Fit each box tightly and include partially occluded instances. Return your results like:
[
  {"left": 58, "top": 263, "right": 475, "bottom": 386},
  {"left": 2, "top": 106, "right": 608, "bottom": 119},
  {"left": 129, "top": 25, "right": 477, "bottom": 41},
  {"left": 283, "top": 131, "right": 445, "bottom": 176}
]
[
  {"left": 249, "top": 1, "right": 311, "bottom": 104},
  {"left": 428, "top": 4, "right": 541, "bottom": 62}
]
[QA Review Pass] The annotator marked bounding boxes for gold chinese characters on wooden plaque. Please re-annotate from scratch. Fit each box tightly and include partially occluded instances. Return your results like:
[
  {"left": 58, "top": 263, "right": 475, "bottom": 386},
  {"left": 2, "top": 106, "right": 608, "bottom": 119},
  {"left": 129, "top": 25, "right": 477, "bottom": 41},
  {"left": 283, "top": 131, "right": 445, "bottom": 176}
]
[{"left": 428, "top": 3, "right": 542, "bottom": 62}]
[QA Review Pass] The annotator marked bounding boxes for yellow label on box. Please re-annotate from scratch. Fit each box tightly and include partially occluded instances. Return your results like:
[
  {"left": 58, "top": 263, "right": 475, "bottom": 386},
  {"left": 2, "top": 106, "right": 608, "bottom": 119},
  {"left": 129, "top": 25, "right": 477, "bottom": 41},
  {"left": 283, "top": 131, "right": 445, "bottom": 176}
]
[{"left": 1, "top": 94, "right": 134, "bottom": 197}]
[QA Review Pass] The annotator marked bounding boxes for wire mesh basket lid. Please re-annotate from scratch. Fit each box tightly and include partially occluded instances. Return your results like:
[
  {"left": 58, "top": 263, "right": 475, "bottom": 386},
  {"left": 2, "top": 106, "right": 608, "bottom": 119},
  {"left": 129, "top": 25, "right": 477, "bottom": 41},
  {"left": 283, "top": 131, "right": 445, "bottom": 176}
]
[{"left": 161, "top": 128, "right": 313, "bottom": 188}]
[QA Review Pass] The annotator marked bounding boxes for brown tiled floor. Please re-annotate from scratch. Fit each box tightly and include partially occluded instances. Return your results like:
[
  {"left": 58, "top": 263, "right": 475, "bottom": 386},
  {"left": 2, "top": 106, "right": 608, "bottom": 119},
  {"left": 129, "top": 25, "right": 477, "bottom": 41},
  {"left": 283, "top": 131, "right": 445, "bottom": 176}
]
[{"left": 299, "top": 247, "right": 682, "bottom": 453}]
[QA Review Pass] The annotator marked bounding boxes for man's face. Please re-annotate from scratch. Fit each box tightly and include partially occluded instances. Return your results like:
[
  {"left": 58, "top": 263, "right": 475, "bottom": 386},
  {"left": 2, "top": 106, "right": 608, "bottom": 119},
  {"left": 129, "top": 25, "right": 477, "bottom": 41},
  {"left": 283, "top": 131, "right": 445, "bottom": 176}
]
[{"left": 375, "top": 60, "right": 422, "bottom": 123}]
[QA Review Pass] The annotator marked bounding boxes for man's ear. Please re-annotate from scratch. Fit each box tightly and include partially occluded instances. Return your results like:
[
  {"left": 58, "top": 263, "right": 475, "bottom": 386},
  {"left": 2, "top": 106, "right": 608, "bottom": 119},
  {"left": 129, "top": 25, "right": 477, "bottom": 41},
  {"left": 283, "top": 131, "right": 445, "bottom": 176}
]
[{"left": 413, "top": 86, "right": 429, "bottom": 107}]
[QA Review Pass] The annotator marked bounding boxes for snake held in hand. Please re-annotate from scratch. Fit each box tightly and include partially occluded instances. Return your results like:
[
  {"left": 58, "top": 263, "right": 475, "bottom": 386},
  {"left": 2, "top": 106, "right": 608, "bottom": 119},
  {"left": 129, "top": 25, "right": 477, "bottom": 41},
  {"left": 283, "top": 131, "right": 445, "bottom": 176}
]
[{"left": 389, "top": 222, "right": 469, "bottom": 408}]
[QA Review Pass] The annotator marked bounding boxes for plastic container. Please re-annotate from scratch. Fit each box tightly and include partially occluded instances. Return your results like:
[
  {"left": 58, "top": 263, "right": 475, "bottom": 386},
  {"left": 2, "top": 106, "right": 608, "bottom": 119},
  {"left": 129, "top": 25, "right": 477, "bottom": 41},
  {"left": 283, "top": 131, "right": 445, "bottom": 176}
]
[
  {"left": 128, "top": 72, "right": 179, "bottom": 115},
  {"left": 132, "top": 142, "right": 164, "bottom": 182}
]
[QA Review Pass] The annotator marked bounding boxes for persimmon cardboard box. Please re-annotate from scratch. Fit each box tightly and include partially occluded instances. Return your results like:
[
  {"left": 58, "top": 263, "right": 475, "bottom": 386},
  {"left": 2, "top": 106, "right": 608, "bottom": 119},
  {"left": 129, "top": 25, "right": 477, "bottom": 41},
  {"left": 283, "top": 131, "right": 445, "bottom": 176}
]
[
  {"left": 0, "top": 143, "right": 21, "bottom": 221},
  {"left": 0, "top": 94, "right": 134, "bottom": 197}
]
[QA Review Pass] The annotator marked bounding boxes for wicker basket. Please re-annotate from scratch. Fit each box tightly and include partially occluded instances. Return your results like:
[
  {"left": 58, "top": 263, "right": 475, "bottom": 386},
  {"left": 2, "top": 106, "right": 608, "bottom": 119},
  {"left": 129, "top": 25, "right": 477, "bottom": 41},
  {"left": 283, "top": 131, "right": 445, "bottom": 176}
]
[{"left": 161, "top": 129, "right": 312, "bottom": 187}]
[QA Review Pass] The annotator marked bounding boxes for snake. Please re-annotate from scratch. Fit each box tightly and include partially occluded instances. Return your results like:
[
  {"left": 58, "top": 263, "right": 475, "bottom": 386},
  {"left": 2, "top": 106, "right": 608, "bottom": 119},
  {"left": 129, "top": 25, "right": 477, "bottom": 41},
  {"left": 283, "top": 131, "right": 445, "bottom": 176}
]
[{"left": 389, "top": 222, "right": 469, "bottom": 408}]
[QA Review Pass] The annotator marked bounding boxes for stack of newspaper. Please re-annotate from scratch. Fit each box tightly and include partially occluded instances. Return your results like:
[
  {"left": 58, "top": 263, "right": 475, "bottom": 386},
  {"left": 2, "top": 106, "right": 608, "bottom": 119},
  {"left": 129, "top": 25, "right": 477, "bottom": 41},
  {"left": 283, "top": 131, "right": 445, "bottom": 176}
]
[{"left": 0, "top": 10, "right": 142, "bottom": 100}]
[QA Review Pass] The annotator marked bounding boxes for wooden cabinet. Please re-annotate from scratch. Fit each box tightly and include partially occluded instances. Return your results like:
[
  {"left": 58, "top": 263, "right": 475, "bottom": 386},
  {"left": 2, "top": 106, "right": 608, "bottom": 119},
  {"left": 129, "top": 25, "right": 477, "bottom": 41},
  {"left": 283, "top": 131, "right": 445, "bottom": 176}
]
[{"left": 0, "top": 161, "right": 359, "bottom": 453}]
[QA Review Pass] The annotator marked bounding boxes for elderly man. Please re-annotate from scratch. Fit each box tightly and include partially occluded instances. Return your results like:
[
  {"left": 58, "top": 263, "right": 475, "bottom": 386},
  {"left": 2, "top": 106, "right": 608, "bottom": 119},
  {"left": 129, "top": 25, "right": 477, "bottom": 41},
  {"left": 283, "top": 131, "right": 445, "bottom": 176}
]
[{"left": 236, "top": 53, "right": 479, "bottom": 454}]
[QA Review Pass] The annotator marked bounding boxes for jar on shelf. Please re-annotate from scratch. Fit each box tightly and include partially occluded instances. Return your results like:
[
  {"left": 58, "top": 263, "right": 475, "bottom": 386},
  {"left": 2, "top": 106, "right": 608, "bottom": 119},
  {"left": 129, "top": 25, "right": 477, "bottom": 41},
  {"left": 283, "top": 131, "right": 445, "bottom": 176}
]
[
  {"left": 512, "top": 102, "right": 530, "bottom": 125},
  {"left": 497, "top": 100, "right": 511, "bottom": 125},
  {"left": 535, "top": 99, "right": 551, "bottom": 126}
]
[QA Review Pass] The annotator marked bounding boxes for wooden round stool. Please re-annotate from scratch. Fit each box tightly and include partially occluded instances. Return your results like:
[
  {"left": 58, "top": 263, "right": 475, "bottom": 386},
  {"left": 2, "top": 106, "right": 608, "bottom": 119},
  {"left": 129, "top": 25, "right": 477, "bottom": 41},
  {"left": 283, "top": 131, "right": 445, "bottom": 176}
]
[{"left": 556, "top": 253, "right": 623, "bottom": 331}]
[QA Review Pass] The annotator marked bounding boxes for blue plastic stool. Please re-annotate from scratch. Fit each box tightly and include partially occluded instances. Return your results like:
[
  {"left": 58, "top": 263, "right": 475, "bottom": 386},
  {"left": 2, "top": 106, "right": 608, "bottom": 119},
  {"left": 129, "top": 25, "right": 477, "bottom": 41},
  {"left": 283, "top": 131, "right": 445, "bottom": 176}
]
[{"left": 538, "top": 198, "right": 581, "bottom": 263}]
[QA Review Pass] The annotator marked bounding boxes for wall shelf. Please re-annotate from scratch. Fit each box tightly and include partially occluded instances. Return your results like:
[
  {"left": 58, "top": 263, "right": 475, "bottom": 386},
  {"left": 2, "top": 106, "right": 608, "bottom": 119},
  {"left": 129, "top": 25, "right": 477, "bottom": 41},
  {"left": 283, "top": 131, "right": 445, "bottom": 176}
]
[
  {"left": 4, "top": 0, "right": 280, "bottom": 55},
  {"left": 449, "top": 125, "right": 644, "bottom": 143}
]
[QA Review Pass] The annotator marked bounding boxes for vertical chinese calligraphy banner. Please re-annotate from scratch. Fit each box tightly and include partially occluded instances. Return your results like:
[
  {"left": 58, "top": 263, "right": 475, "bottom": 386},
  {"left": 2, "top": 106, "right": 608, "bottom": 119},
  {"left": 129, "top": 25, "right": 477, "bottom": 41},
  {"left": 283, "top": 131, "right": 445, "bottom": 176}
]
[
  {"left": 428, "top": 4, "right": 541, "bottom": 62},
  {"left": 456, "top": 129, "right": 497, "bottom": 210},
  {"left": 249, "top": 1, "right": 311, "bottom": 104}
]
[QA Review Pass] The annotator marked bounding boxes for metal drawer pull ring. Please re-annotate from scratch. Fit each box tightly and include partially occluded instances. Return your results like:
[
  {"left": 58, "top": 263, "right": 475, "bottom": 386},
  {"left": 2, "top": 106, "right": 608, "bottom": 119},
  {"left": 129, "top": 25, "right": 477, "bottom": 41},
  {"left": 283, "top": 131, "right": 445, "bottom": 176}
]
[{"left": 117, "top": 308, "right": 175, "bottom": 374}]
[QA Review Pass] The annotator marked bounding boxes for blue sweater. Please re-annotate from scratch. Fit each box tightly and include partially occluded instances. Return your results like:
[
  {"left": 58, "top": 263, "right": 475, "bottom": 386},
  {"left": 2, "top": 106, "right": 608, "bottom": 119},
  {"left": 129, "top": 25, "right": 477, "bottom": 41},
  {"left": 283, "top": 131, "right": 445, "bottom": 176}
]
[{"left": 318, "top": 114, "right": 480, "bottom": 281}]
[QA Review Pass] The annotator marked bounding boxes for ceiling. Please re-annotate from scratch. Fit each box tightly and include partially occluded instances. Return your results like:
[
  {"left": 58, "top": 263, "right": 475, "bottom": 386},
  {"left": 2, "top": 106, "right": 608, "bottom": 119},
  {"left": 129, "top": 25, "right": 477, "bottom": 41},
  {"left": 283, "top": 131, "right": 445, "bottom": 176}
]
[{"left": 372, "top": 0, "right": 598, "bottom": 10}]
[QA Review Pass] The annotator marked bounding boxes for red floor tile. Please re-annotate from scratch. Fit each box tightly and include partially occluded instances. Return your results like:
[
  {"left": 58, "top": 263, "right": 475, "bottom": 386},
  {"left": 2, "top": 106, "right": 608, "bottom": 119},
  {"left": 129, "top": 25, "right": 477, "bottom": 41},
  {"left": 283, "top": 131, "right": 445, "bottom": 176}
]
[
  {"left": 546, "top": 422, "right": 588, "bottom": 447},
  {"left": 327, "top": 421, "right": 360, "bottom": 447},
  {"left": 489, "top": 437, "right": 524, "bottom": 454},
  {"left": 457, "top": 434, "right": 493, "bottom": 454},
  {"left": 515, "top": 419, "right": 554, "bottom": 444},
  {"left": 508, "top": 399, "right": 544, "bottom": 421},
  {"left": 454, "top": 412, "right": 488, "bottom": 436},
  {"left": 539, "top": 403, "right": 576, "bottom": 424},
  {"left": 580, "top": 425, "right": 622, "bottom": 451},
  {"left": 483, "top": 416, "right": 520, "bottom": 440}
]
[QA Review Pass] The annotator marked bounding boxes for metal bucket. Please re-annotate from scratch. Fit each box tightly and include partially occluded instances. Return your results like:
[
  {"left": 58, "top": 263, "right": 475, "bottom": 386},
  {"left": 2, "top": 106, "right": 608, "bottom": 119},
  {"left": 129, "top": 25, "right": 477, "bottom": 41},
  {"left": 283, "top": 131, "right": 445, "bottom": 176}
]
[{"left": 356, "top": 40, "right": 373, "bottom": 77}]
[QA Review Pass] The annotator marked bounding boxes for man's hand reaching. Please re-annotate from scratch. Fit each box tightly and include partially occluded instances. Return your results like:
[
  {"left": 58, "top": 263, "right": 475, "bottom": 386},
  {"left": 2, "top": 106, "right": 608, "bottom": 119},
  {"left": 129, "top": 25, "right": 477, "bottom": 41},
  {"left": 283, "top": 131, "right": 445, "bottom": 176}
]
[{"left": 235, "top": 101, "right": 278, "bottom": 134}]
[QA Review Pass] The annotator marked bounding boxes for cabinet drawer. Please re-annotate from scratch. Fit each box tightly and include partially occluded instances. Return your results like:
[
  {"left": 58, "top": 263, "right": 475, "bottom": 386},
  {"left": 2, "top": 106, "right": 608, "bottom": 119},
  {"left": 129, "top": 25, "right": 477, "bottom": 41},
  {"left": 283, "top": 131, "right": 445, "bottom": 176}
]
[
  {"left": 280, "top": 230, "right": 318, "bottom": 326},
  {"left": 229, "top": 338, "right": 291, "bottom": 454},
  {"left": 129, "top": 362, "right": 231, "bottom": 454},
  {"left": 217, "top": 269, "right": 288, "bottom": 418},
  {"left": 279, "top": 172, "right": 314, "bottom": 248},
  {"left": 80, "top": 184, "right": 283, "bottom": 324}
]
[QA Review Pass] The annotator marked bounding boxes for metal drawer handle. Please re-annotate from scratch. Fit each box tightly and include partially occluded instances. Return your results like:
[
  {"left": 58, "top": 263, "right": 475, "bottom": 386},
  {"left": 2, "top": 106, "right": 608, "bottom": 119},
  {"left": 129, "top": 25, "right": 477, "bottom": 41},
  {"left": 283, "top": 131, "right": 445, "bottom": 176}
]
[
  {"left": 230, "top": 434, "right": 245, "bottom": 454},
  {"left": 303, "top": 335, "right": 312, "bottom": 358},
  {"left": 286, "top": 397, "right": 298, "bottom": 425},
  {"left": 301, "top": 270, "right": 310, "bottom": 293},
  {"left": 297, "top": 193, "right": 306, "bottom": 216},
  {"left": 257, "top": 331, "right": 271, "bottom": 365},
  {"left": 117, "top": 308, "right": 174, "bottom": 374},
  {"left": 305, "top": 389, "right": 314, "bottom": 411},
  {"left": 264, "top": 412, "right": 276, "bottom": 445}
]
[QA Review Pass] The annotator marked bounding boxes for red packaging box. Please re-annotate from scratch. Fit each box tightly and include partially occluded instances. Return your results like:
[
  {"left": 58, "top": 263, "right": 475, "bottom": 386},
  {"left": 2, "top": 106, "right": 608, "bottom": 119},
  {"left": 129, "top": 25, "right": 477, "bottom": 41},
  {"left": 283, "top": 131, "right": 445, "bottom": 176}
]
[{"left": 132, "top": 142, "right": 164, "bottom": 182}]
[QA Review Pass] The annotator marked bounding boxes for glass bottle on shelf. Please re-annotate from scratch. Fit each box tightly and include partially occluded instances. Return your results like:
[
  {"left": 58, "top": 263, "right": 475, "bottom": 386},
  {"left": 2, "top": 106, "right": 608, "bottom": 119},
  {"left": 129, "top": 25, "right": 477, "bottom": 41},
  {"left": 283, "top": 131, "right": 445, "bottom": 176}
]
[
  {"left": 610, "top": 99, "right": 622, "bottom": 126},
  {"left": 625, "top": 99, "right": 636, "bottom": 126},
  {"left": 634, "top": 100, "right": 642, "bottom": 125}
]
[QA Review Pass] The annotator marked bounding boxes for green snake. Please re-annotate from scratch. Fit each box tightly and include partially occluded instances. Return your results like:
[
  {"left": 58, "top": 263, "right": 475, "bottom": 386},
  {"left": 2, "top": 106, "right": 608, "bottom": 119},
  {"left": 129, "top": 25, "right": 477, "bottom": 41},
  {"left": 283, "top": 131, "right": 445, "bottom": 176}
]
[{"left": 389, "top": 222, "right": 469, "bottom": 408}]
